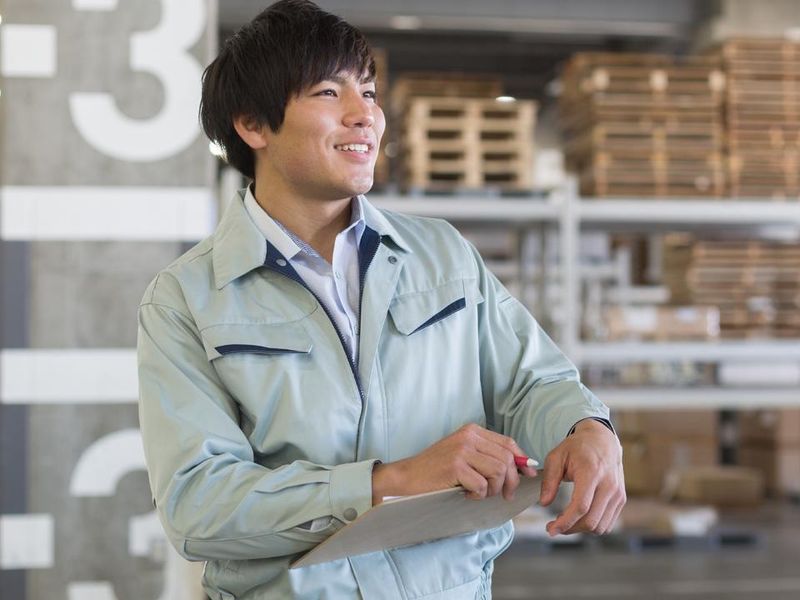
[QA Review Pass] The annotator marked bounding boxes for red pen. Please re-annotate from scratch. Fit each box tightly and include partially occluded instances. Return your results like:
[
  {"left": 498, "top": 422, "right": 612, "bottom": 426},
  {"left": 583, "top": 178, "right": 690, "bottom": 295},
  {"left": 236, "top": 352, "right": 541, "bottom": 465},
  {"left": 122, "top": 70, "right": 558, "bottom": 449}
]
[{"left": 514, "top": 455, "right": 539, "bottom": 469}]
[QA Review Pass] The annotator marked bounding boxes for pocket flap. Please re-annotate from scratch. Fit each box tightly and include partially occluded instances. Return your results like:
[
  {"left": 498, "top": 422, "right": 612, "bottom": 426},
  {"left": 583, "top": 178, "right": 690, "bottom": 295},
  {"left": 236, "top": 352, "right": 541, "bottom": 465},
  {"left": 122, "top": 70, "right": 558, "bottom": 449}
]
[
  {"left": 389, "top": 279, "right": 483, "bottom": 335},
  {"left": 200, "top": 321, "right": 313, "bottom": 360}
]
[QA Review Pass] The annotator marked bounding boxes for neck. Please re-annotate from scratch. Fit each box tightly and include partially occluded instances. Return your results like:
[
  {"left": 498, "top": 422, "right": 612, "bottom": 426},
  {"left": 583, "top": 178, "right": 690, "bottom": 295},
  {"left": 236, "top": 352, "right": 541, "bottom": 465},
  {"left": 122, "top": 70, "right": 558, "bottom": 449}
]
[{"left": 252, "top": 181, "right": 352, "bottom": 263}]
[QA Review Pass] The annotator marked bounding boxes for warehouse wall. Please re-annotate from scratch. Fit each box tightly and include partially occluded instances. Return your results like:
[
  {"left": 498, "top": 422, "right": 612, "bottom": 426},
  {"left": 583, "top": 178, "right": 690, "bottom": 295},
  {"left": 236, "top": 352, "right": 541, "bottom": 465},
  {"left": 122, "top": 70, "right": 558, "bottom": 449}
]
[{"left": 0, "top": 1, "right": 216, "bottom": 598}]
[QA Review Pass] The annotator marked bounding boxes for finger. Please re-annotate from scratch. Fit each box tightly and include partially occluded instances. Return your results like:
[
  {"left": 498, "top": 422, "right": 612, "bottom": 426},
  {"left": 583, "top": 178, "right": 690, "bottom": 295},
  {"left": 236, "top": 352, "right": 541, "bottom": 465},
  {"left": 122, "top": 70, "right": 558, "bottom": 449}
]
[
  {"left": 598, "top": 469, "right": 626, "bottom": 534},
  {"left": 469, "top": 436, "right": 527, "bottom": 500},
  {"left": 546, "top": 474, "right": 596, "bottom": 536},
  {"left": 465, "top": 452, "right": 510, "bottom": 498},
  {"left": 602, "top": 492, "right": 627, "bottom": 535},
  {"left": 563, "top": 481, "right": 614, "bottom": 535},
  {"left": 464, "top": 424, "right": 528, "bottom": 457},
  {"left": 596, "top": 496, "right": 623, "bottom": 535},
  {"left": 464, "top": 425, "right": 540, "bottom": 481},
  {"left": 455, "top": 463, "right": 490, "bottom": 500},
  {"left": 538, "top": 451, "right": 566, "bottom": 507}
]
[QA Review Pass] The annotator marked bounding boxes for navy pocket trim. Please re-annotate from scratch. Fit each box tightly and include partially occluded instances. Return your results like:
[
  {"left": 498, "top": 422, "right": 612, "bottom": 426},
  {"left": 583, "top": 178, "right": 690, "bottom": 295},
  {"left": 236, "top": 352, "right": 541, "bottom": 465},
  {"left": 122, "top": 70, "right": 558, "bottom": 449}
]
[
  {"left": 411, "top": 297, "right": 466, "bottom": 334},
  {"left": 215, "top": 344, "right": 307, "bottom": 356}
]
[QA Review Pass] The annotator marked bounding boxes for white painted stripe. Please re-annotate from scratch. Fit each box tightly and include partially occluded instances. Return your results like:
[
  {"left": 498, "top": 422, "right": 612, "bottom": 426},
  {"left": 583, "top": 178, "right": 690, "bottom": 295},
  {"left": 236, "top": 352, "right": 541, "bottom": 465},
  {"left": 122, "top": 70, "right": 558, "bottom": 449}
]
[
  {"left": 0, "top": 349, "right": 137, "bottom": 404},
  {"left": 0, "top": 514, "right": 54, "bottom": 569},
  {"left": 68, "top": 582, "right": 117, "bottom": 600},
  {"left": 72, "top": 0, "right": 119, "bottom": 10},
  {"left": 0, "top": 186, "right": 216, "bottom": 241},
  {"left": 0, "top": 25, "right": 57, "bottom": 78}
]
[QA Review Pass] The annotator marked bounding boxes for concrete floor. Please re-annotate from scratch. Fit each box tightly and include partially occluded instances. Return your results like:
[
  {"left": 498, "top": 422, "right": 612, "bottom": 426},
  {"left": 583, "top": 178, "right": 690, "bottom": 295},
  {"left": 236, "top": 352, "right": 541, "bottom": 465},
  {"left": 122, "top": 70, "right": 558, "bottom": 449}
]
[{"left": 493, "top": 502, "right": 800, "bottom": 600}]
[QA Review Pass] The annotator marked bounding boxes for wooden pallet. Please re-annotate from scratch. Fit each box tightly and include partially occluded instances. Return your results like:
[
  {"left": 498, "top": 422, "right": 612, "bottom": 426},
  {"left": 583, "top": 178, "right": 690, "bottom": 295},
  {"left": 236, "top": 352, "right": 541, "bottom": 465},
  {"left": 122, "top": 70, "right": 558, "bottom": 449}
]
[
  {"left": 390, "top": 73, "right": 504, "bottom": 118},
  {"left": 580, "top": 179, "right": 725, "bottom": 198},
  {"left": 401, "top": 97, "right": 536, "bottom": 192},
  {"left": 562, "top": 52, "right": 722, "bottom": 92},
  {"left": 569, "top": 152, "right": 725, "bottom": 174},
  {"left": 566, "top": 125, "right": 724, "bottom": 158},
  {"left": 728, "top": 126, "right": 800, "bottom": 152},
  {"left": 581, "top": 162, "right": 725, "bottom": 197},
  {"left": 722, "top": 38, "right": 800, "bottom": 61}
]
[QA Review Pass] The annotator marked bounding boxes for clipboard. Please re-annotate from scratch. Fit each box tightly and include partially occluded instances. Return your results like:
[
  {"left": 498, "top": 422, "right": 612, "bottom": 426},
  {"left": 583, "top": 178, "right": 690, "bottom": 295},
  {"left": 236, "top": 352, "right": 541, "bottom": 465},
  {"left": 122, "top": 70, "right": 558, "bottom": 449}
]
[{"left": 290, "top": 476, "right": 540, "bottom": 569}]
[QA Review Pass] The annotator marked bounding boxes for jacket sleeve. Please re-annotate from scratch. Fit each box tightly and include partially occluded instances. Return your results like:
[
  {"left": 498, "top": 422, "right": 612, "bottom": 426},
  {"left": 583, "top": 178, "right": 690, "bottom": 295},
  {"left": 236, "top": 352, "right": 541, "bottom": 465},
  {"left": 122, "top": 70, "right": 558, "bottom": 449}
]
[
  {"left": 464, "top": 240, "right": 611, "bottom": 463},
  {"left": 137, "top": 276, "right": 377, "bottom": 562}
]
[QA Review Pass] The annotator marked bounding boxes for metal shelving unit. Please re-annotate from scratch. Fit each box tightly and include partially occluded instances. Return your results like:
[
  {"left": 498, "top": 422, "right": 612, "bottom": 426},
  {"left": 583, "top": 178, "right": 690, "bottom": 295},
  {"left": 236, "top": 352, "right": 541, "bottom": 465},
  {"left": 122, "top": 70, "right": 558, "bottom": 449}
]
[{"left": 371, "top": 182, "right": 800, "bottom": 409}]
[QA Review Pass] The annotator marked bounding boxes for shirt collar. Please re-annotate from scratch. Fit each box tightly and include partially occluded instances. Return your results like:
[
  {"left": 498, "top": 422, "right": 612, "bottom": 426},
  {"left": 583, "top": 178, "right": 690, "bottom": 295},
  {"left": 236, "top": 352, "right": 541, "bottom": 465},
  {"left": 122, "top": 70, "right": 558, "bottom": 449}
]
[
  {"left": 245, "top": 185, "right": 370, "bottom": 260},
  {"left": 213, "top": 188, "right": 413, "bottom": 289}
]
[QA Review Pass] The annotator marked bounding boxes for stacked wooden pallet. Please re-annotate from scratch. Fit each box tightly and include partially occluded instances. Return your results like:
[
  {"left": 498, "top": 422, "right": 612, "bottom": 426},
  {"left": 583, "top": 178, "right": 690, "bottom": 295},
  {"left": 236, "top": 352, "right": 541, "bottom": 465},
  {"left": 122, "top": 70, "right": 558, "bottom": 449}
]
[
  {"left": 401, "top": 97, "right": 535, "bottom": 192},
  {"left": 392, "top": 74, "right": 535, "bottom": 193},
  {"left": 721, "top": 38, "right": 800, "bottom": 199},
  {"left": 663, "top": 236, "right": 800, "bottom": 338},
  {"left": 560, "top": 53, "right": 726, "bottom": 197},
  {"left": 390, "top": 73, "right": 504, "bottom": 118}
]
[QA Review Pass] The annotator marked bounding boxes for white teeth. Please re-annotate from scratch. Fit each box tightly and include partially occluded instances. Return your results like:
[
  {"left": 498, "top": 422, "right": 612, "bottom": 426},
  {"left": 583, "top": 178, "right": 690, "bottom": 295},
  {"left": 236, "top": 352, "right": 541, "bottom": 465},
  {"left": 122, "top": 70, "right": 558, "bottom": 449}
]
[{"left": 336, "top": 143, "right": 369, "bottom": 153}]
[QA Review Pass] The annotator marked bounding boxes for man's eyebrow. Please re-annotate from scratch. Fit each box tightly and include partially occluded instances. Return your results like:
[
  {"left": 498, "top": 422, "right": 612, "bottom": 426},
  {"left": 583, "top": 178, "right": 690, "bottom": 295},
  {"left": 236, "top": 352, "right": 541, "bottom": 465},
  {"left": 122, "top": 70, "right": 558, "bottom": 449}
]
[{"left": 319, "top": 73, "right": 376, "bottom": 85}]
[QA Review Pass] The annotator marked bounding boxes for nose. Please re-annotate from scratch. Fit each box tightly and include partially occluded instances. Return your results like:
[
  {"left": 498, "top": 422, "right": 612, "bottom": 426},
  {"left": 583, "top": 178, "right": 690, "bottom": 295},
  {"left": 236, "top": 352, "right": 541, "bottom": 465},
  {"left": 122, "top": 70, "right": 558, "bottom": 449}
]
[{"left": 342, "top": 92, "right": 375, "bottom": 129}]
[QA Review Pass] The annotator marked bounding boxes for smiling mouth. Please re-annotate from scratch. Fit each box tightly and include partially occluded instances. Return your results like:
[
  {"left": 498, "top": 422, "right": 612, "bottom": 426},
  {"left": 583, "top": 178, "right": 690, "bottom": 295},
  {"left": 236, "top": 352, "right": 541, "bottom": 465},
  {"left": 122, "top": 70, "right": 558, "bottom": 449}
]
[{"left": 334, "top": 143, "right": 371, "bottom": 154}]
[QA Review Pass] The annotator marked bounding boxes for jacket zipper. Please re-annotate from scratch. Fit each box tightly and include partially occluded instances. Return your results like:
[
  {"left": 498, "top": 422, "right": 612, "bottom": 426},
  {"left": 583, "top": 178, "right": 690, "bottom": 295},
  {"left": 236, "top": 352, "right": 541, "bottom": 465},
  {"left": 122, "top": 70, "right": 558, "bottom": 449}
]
[{"left": 263, "top": 229, "right": 382, "bottom": 459}]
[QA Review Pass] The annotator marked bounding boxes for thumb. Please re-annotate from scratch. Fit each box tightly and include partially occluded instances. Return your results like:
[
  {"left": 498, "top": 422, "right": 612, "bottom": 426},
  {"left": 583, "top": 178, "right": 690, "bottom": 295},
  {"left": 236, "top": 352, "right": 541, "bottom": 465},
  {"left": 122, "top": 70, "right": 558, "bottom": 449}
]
[{"left": 538, "top": 451, "right": 565, "bottom": 507}]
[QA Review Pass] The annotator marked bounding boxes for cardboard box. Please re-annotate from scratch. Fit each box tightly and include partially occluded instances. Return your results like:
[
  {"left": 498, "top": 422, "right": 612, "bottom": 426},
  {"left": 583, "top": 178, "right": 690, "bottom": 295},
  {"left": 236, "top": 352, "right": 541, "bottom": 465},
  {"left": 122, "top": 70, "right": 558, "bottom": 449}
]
[
  {"left": 739, "top": 410, "right": 800, "bottom": 446},
  {"left": 665, "top": 466, "right": 764, "bottom": 507},
  {"left": 623, "top": 434, "right": 719, "bottom": 496},
  {"left": 738, "top": 445, "right": 800, "bottom": 496},
  {"left": 621, "top": 499, "right": 718, "bottom": 536},
  {"left": 614, "top": 409, "right": 719, "bottom": 439}
]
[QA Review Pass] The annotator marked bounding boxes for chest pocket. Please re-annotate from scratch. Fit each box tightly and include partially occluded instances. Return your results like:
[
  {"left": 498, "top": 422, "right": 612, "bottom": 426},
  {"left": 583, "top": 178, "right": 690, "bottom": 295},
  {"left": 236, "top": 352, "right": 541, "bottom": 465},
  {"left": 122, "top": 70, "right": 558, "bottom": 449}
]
[
  {"left": 389, "top": 278, "right": 484, "bottom": 335},
  {"left": 199, "top": 321, "right": 313, "bottom": 360}
]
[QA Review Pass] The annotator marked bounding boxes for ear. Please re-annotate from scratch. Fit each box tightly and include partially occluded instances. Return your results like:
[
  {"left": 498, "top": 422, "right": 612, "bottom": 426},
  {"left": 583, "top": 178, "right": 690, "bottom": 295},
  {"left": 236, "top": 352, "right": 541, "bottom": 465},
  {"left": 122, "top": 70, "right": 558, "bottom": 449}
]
[{"left": 233, "top": 115, "right": 269, "bottom": 150}]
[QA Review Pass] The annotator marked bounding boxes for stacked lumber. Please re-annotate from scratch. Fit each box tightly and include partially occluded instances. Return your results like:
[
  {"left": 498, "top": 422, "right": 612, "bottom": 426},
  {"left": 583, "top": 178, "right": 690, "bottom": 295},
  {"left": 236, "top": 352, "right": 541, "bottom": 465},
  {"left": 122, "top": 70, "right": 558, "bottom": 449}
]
[
  {"left": 721, "top": 38, "right": 800, "bottom": 199},
  {"left": 560, "top": 53, "right": 726, "bottom": 197},
  {"left": 662, "top": 235, "right": 800, "bottom": 338},
  {"left": 401, "top": 97, "right": 536, "bottom": 192}
]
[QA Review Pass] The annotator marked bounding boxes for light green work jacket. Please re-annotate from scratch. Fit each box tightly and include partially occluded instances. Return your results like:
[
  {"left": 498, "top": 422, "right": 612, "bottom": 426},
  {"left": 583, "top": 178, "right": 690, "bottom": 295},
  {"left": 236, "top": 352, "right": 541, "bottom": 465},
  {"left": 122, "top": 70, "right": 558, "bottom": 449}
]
[{"left": 137, "top": 190, "right": 610, "bottom": 599}]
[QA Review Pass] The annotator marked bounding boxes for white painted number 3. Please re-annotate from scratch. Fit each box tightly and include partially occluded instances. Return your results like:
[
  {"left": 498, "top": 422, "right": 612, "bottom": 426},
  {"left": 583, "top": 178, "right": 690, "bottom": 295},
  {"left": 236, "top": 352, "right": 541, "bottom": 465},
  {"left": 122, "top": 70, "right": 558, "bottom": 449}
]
[
  {"left": 67, "top": 429, "right": 196, "bottom": 600},
  {"left": 69, "top": 0, "right": 207, "bottom": 161}
]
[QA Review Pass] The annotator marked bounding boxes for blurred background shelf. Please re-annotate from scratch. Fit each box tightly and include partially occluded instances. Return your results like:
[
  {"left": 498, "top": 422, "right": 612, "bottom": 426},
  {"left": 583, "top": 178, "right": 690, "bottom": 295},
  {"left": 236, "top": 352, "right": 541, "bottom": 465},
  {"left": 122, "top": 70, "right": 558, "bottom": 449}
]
[
  {"left": 575, "top": 340, "right": 800, "bottom": 363},
  {"left": 593, "top": 387, "right": 800, "bottom": 409},
  {"left": 370, "top": 195, "right": 560, "bottom": 221},
  {"left": 577, "top": 199, "right": 800, "bottom": 225}
]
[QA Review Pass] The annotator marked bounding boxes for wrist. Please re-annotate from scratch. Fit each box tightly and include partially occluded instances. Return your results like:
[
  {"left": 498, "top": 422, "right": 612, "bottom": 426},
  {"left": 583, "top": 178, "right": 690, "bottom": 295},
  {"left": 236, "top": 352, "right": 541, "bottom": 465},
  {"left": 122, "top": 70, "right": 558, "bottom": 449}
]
[
  {"left": 371, "top": 461, "right": 403, "bottom": 505},
  {"left": 573, "top": 417, "right": 613, "bottom": 435}
]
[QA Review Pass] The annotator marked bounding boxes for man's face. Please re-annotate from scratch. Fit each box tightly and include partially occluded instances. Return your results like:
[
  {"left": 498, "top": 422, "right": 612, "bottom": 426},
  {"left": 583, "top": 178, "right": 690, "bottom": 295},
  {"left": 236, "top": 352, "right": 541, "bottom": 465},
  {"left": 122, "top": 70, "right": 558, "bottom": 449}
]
[{"left": 259, "top": 71, "right": 386, "bottom": 203}]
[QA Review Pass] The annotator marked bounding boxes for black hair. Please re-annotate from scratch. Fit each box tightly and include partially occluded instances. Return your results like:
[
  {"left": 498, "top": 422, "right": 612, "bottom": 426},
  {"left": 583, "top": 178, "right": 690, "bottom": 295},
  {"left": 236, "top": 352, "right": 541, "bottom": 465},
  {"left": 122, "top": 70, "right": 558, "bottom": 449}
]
[{"left": 199, "top": 0, "right": 376, "bottom": 179}]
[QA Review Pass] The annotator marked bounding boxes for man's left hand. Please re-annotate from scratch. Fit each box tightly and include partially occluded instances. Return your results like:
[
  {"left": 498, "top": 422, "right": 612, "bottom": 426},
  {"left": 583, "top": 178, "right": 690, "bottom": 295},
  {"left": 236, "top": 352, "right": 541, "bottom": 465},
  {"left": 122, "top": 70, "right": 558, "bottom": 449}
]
[{"left": 538, "top": 418, "right": 626, "bottom": 536}]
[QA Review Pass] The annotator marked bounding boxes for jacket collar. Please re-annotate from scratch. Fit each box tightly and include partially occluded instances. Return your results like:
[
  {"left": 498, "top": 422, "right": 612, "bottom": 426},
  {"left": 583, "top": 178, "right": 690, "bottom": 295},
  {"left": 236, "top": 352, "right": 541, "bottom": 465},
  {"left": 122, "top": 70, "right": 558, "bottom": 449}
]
[{"left": 213, "top": 190, "right": 412, "bottom": 289}]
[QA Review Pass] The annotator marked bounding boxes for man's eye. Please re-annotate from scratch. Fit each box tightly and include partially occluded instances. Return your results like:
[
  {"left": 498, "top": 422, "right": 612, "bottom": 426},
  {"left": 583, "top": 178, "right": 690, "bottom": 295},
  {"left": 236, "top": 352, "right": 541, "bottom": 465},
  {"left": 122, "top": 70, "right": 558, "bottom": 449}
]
[
  {"left": 317, "top": 89, "right": 337, "bottom": 97},
  {"left": 363, "top": 90, "right": 377, "bottom": 101}
]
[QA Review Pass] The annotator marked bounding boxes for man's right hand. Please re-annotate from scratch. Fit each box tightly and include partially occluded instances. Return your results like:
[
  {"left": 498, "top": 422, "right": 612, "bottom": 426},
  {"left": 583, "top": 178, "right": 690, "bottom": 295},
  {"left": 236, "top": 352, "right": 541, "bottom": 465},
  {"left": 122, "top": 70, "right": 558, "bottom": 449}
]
[{"left": 371, "top": 424, "right": 538, "bottom": 505}]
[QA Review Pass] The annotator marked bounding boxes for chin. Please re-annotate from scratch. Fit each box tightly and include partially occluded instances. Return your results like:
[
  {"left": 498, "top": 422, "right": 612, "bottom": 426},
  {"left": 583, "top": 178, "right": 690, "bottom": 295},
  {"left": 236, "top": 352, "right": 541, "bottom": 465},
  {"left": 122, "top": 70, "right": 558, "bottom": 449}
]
[{"left": 348, "top": 176, "right": 375, "bottom": 196}]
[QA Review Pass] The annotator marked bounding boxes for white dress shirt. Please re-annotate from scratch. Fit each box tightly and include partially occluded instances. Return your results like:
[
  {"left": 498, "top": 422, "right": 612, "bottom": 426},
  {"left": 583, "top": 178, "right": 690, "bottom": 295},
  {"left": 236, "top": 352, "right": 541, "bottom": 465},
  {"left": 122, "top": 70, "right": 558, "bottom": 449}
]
[{"left": 244, "top": 186, "right": 366, "bottom": 363}]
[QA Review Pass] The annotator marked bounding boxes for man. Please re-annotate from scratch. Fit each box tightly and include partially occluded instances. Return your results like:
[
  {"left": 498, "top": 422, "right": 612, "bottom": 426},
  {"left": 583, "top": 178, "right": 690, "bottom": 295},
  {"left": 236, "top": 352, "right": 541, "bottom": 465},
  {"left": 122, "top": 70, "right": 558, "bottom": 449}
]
[{"left": 137, "top": 1, "right": 625, "bottom": 598}]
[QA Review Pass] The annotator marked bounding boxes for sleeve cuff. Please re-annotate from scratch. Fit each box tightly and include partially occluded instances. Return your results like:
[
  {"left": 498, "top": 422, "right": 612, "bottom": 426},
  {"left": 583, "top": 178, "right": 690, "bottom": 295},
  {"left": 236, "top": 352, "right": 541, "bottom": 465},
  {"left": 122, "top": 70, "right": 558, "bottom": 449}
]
[
  {"left": 328, "top": 459, "right": 380, "bottom": 523},
  {"left": 568, "top": 417, "right": 616, "bottom": 437}
]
